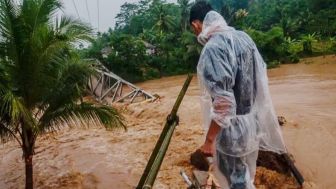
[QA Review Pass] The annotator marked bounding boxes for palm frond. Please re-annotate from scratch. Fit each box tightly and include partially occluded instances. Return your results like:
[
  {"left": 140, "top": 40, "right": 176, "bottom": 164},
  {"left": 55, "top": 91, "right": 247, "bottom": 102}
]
[
  {"left": 35, "top": 57, "right": 126, "bottom": 135},
  {"left": 0, "top": 121, "right": 10, "bottom": 140},
  {"left": 41, "top": 58, "right": 93, "bottom": 110},
  {"left": 0, "top": 0, "right": 19, "bottom": 38},
  {"left": 0, "top": 90, "right": 34, "bottom": 126},
  {"left": 22, "top": 0, "right": 62, "bottom": 31},
  {"left": 0, "top": 0, "right": 22, "bottom": 64},
  {"left": 0, "top": 89, "right": 34, "bottom": 144},
  {"left": 0, "top": 120, "right": 22, "bottom": 145},
  {"left": 38, "top": 102, "right": 126, "bottom": 134},
  {"left": 55, "top": 16, "right": 93, "bottom": 43},
  {"left": 0, "top": 62, "right": 9, "bottom": 90}
]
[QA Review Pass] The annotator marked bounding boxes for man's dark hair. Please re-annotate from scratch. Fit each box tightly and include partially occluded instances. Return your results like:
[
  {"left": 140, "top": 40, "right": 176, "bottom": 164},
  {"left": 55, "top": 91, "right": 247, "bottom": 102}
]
[{"left": 189, "top": 1, "right": 213, "bottom": 24}]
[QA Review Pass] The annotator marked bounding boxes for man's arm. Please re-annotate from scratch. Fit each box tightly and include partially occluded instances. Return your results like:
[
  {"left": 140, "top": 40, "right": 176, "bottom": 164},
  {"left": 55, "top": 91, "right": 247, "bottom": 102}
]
[
  {"left": 200, "top": 96, "right": 233, "bottom": 156},
  {"left": 197, "top": 45, "right": 235, "bottom": 156},
  {"left": 200, "top": 120, "right": 221, "bottom": 156}
]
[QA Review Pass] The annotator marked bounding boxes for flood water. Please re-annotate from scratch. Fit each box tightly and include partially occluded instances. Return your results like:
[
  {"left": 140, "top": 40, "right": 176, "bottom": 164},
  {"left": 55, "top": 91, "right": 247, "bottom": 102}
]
[
  {"left": 0, "top": 55, "right": 335, "bottom": 188},
  {"left": 268, "top": 55, "right": 336, "bottom": 189}
]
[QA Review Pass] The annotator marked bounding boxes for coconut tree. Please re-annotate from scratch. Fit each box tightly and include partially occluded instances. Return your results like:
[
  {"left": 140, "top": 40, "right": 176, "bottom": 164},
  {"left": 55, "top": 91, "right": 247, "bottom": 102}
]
[
  {"left": 151, "top": 4, "right": 176, "bottom": 33},
  {"left": 177, "top": 0, "right": 192, "bottom": 31},
  {"left": 0, "top": 0, "right": 125, "bottom": 189}
]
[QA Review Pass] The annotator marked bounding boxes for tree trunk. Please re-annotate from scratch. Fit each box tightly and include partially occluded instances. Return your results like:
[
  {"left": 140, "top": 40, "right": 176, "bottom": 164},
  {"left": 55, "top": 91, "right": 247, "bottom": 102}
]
[
  {"left": 25, "top": 154, "right": 33, "bottom": 189},
  {"left": 21, "top": 120, "right": 35, "bottom": 189}
]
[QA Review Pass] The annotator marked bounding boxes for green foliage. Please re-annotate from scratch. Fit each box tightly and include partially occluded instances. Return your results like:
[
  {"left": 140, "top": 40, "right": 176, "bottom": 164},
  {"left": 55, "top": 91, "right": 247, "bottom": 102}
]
[
  {"left": 306, "top": 0, "right": 336, "bottom": 36},
  {"left": 245, "top": 0, "right": 336, "bottom": 37},
  {"left": 246, "top": 0, "right": 310, "bottom": 36},
  {"left": 281, "top": 37, "right": 301, "bottom": 63},
  {"left": 209, "top": 0, "right": 248, "bottom": 12},
  {"left": 82, "top": 0, "right": 336, "bottom": 83},
  {"left": 106, "top": 34, "right": 149, "bottom": 82},
  {"left": 245, "top": 27, "right": 285, "bottom": 62},
  {"left": 0, "top": 0, "right": 125, "bottom": 187},
  {"left": 267, "top": 60, "right": 281, "bottom": 69},
  {"left": 301, "top": 33, "right": 318, "bottom": 55},
  {"left": 245, "top": 27, "right": 303, "bottom": 64},
  {"left": 83, "top": 0, "right": 197, "bottom": 82},
  {"left": 329, "top": 37, "right": 336, "bottom": 52},
  {"left": 178, "top": 0, "right": 192, "bottom": 31}
]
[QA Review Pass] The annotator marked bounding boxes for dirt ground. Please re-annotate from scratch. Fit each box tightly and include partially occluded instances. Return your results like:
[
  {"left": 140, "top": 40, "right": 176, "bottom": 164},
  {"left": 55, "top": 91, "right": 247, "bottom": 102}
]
[{"left": 1, "top": 55, "right": 336, "bottom": 188}]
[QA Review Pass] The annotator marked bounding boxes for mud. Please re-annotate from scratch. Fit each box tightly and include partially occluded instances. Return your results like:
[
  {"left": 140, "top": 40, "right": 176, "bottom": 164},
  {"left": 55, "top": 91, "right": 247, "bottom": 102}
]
[{"left": 257, "top": 151, "right": 291, "bottom": 175}]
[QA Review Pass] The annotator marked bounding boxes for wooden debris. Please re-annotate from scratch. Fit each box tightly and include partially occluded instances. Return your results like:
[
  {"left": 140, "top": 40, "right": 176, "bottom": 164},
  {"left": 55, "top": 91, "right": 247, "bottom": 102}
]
[{"left": 193, "top": 170, "right": 220, "bottom": 189}]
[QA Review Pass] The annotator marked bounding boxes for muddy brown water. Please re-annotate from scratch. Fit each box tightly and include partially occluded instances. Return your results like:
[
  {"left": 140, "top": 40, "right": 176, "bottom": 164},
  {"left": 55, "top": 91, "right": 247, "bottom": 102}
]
[
  {"left": 0, "top": 55, "right": 335, "bottom": 189},
  {"left": 268, "top": 55, "right": 336, "bottom": 189}
]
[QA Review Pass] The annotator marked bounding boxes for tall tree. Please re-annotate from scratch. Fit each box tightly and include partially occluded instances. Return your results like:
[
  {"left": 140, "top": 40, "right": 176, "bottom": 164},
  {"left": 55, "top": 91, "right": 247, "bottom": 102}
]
[
  {"left": 0, "top": 0, "right": 125, "bottom": 189},
  {"left": 115, "top": 2, "right": 138, "bottom": 30},
  {"left": 177, "top": 0, "right": 191, "bottom": 31},
  {"left": 151, "top": 4, "right": 176, "bottom": 33}
]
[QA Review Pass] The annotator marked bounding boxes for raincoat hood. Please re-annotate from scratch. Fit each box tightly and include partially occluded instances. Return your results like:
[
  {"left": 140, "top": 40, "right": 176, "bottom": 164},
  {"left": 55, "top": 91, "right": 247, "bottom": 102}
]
[{"left": 197, "top": 11, "right": 234, "bottom": 45}]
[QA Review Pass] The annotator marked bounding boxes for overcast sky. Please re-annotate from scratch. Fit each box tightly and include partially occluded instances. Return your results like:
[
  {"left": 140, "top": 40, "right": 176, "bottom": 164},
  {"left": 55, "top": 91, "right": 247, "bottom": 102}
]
[{"left": 60, "top": 0, "right": 176, "bottom": 33}]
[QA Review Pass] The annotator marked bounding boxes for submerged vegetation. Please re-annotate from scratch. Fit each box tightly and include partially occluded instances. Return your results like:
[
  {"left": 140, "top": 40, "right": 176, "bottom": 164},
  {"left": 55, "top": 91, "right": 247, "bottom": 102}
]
[{"left": 82, "top": 0, "right": 336, "bottom": 82}]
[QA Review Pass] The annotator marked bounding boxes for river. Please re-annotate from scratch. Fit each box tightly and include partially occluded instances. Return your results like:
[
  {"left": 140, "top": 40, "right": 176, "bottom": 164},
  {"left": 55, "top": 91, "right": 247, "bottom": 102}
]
[{"left": 0, "top": 55, "right": 335, "bottom": 188}]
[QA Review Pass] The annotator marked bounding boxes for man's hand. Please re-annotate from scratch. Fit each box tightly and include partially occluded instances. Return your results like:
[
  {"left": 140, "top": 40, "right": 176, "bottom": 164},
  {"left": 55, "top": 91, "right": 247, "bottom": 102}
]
[
  {"left": 199, "top": 120, "right": 221, "bottom": 157},
  {"left": 199, "top": 139, "right": 215, "bottom": 157}
]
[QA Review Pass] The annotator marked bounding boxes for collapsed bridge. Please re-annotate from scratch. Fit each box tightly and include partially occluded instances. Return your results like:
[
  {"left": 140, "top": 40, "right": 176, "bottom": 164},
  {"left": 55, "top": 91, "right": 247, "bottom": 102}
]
[{"left": 87, "top": 59, "right": 156, "bottom": 104}]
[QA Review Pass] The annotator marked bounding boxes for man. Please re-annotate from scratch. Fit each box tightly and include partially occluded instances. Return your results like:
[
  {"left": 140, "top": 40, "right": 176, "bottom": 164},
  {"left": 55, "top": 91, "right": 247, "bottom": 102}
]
[{"left": 189, "top": 1, "right": 287, "bottom": 189}]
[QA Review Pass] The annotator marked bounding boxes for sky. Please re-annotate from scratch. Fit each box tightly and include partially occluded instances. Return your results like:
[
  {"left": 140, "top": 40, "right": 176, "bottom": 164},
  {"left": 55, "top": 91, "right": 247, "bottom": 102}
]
[{"left": 60, "top": 0, "right": 176, "bottom": 33}]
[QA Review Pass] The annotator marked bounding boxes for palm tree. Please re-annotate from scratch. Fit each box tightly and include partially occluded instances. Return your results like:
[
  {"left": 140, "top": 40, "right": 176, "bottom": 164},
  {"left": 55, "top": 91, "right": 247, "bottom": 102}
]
[
  {"left": 180, "top": 31, "right": 202, "bottom": 68},
  {"left": 177, "top": 0, "right": 191, "bottom": 31},
  {"left": 151, "top": 4, "right": 176, "bottom": 33},
  {"left": 0, "top": 0, "right": 125, "bottom": 189}
]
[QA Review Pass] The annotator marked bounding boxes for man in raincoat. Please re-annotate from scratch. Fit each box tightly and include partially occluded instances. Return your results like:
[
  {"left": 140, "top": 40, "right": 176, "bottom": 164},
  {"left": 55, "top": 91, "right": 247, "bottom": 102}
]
[{"left": 189, "top": 1, "right": 287, "bottom": 189}]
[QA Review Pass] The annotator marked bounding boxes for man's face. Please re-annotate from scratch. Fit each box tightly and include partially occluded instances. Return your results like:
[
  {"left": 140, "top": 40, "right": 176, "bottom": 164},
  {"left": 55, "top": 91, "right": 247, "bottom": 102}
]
[{"left": 191, "top": 20, "right": 203, "bottom": 36}]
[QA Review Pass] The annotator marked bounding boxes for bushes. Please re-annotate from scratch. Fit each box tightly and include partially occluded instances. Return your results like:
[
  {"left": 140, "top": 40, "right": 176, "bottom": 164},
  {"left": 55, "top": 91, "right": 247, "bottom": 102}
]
[
  {"left": 245, "top": 27, "right": 299, "bottom": 64},
  {"left": 244, "top": 27, "right": 336, "bottom": 64},
  {"left": 329, "top": 37, "right": 336, "bottom": 53},
  {"left": 143, "top": 68, "right": 160, "bottom": 80},
  {"left": 311, "top": 37, "right": 336, "bottom": 55},
  {"left": 301, "top": 33, "right": 317, "bottom": 55},
  {"left": 267, "top": 60, "right": 281, "bottom": 69},
  {"left": 280, "top": 37, "right": 301, "bottom": 63}
]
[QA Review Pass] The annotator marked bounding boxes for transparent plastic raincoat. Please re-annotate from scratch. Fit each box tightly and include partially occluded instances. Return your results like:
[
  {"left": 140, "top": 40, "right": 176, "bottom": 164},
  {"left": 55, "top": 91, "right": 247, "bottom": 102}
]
[{"left": 197, "top": 11, "right": 287, "bottom": 188}]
